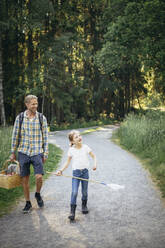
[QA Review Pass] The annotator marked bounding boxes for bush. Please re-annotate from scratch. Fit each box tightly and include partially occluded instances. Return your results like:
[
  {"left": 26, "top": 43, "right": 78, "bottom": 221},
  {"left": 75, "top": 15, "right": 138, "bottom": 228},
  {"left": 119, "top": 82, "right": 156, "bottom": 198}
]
[{"left": 50, "top": 117, "right": 115, "bottom": 131}]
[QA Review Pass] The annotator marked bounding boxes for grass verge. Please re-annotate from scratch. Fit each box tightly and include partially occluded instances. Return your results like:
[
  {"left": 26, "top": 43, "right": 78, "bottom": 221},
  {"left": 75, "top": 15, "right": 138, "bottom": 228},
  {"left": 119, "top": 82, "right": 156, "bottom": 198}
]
[{"left": 112, "top": 110, "right": 165, "bottom": 198}]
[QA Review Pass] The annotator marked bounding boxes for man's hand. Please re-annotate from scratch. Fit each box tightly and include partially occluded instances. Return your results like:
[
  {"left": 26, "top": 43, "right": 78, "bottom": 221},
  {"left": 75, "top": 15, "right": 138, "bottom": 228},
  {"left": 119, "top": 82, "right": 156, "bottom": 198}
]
[
  {"left": 42, "top": 157, "right": 47, "bottom": 163},
  {"left": 10, "top": 153, "right": 16, "bottom": 162}
]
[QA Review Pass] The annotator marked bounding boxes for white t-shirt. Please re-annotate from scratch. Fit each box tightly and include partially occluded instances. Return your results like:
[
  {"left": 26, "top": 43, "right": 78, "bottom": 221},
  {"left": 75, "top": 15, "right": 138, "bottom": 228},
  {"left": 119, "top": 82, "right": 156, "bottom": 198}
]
[{"left": 67, "top": 144, "right": 92, "bottom": 170}]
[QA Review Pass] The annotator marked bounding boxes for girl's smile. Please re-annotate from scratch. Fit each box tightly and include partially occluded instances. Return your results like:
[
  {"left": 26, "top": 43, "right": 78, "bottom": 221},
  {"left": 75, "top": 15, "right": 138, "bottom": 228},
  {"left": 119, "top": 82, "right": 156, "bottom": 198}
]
[{"left": 73, "top": 133, "right": 82, "bottom": 146}]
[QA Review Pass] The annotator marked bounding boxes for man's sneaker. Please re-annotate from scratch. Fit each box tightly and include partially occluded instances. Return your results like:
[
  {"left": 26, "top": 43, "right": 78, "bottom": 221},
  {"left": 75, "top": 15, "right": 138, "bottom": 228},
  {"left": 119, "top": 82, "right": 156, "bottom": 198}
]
[
  {"left": 35, "top": 192, "right": 44, "bottom": 208},
  {"left": 22, "top": 201, "right": 32, "bottom": 214}
]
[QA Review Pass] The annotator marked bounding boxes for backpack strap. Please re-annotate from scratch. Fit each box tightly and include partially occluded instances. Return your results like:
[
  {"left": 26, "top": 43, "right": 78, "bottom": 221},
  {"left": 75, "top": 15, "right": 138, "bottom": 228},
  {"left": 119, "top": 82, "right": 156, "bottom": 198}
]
[
  {"left": 38, "top": 113, "right": 44, "bottom": 148},
  {"left": 18, "top": 112, "right": 24, "bottom": 146},
  {"left": 19, "top": 112, "right": 24, "bottom": 125},
  {"left": 38, "top": 113, "right": 43, "bottom": 131}
]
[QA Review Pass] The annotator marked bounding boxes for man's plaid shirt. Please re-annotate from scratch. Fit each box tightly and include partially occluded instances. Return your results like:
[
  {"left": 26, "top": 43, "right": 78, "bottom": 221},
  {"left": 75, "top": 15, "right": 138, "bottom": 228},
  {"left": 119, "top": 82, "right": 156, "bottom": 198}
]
[{"left": 11, "top": 111, "right": 49, "bottom": 158}]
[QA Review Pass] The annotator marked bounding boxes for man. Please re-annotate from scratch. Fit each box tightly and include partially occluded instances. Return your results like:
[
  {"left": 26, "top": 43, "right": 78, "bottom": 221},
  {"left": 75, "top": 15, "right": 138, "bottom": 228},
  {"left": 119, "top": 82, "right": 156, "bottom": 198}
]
[{"left": 10, "top": 95, "right": 48, "bottom": 213}]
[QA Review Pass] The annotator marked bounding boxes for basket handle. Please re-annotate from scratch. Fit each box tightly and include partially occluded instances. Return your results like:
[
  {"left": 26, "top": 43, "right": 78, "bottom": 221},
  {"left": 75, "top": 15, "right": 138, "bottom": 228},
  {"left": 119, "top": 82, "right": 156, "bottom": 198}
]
[{"left": 2, "top": 159, "right": 19, "bottom": 171}]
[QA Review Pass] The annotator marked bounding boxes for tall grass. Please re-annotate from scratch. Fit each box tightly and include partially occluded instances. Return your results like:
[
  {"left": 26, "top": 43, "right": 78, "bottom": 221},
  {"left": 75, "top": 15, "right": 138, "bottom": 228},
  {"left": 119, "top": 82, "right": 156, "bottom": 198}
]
[
  {"left": 113, "top": 110, "right": 165, "bottom": 197},
  {"left": 0, "top": 126, "right": 13, "bottom": 170}
]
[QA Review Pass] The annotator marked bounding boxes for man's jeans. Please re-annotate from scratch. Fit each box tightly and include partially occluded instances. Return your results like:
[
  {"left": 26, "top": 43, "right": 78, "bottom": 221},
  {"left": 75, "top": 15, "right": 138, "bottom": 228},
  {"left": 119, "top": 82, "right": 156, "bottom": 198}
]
[{"left": 71, "top": 169, "right": 89, "bottom": 205}]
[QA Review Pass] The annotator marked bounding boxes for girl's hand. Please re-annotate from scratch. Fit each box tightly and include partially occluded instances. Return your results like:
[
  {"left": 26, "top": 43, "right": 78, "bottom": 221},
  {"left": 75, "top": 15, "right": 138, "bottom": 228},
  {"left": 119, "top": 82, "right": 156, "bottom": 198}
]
[
  {"left": 93, "top": 166, "right": 97, "bottom": 171},
  {"left": 56, "top": 170, "right": 62, "bottom": 176}
]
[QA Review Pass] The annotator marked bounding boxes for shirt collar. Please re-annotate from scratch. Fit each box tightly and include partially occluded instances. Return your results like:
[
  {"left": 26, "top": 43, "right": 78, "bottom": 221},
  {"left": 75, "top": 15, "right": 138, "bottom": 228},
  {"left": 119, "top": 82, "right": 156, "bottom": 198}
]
[{"left": 24, "top": 110, "right": 38, "bottom": 119}]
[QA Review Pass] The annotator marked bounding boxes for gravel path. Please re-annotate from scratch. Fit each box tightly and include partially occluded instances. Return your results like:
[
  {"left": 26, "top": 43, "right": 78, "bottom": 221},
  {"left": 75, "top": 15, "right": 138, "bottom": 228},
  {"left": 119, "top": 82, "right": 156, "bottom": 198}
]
[{"left": 0, "top": 126, "right": 165, "bottom": 248}]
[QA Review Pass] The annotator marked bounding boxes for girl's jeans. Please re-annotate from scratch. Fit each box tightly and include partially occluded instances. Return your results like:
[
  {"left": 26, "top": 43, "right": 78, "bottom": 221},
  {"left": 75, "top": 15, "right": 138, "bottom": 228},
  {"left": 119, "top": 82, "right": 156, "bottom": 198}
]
[{"left": 71, "top": 168, "right": 89, "bottom": 205}]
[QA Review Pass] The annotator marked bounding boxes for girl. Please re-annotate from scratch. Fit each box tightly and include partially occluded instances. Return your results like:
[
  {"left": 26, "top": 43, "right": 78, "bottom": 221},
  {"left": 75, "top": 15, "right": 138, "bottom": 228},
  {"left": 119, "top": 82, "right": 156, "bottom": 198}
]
[{"left": 57, "top": 130, "right": 97, "bottom": 221}]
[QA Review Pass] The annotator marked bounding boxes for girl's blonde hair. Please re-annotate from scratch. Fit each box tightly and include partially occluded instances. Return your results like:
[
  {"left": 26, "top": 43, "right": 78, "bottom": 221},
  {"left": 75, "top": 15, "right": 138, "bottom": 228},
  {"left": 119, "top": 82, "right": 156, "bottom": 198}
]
[{"left": 68, "top": 130, "right": 80, "bottom": 146}]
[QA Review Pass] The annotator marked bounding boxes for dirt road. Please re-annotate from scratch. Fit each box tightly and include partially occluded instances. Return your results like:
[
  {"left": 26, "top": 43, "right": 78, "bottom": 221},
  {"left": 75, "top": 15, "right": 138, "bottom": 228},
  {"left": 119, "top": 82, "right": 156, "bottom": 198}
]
[{"left": 0, "top": 126, "right": 165, "bottom": 248}]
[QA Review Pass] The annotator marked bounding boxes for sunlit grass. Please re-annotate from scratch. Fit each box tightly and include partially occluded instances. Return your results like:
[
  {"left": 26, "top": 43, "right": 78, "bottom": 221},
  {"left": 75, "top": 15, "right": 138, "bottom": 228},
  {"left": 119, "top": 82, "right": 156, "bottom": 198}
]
[
  {"left": 82, "top": 127, "right": 102, "bottom": 135},
  {"left": 0, "top": 126, "right": 13, "bottom": 170},
  {"left": 112, "top": 109, "right": 165, "bottom": 197}
]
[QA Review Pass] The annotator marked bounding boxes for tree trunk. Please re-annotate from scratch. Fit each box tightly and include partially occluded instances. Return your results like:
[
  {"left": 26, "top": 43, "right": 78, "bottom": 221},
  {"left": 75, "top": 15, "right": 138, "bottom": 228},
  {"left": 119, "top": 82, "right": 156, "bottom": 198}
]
[{"left": 0, "top": 37, "right": 6, "bottom": 126}]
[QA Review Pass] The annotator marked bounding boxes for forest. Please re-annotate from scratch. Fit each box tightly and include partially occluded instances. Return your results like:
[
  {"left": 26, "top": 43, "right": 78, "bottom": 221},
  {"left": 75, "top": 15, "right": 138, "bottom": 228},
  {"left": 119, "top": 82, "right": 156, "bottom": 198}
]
[{"left": 0, "top": 0, "right": 165, "bottom": 126}]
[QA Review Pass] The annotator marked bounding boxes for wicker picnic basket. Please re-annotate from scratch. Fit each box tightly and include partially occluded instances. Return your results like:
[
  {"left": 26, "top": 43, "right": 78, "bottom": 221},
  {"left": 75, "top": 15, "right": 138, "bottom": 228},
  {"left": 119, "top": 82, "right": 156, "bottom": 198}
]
[{"left": 0, "top": 160, "right": 22, "bottom": 189}]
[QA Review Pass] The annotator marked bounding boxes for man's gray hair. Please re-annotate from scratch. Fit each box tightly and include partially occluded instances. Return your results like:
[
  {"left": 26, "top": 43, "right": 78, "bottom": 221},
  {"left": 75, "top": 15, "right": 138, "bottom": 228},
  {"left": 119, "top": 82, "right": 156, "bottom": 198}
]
[{"left": 24, "top": 95, "right": 38, "bottom": 104}]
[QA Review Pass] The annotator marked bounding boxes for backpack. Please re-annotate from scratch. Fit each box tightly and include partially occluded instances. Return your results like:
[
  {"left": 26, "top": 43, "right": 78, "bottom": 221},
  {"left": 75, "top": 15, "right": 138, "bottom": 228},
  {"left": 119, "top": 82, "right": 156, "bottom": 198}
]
[{"left": 18, "top": 112, "right": 43, "bottom": 146}]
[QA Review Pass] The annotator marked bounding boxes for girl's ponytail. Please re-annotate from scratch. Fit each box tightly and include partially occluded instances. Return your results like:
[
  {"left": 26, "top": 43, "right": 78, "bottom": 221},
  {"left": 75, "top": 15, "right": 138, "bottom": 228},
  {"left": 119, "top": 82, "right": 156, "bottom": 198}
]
[
  {"left": 70, "top": 141, "right": 74, "bottom": 147},
  {"left": 68, "top": 130, "right": 79, "bottom": 147}
]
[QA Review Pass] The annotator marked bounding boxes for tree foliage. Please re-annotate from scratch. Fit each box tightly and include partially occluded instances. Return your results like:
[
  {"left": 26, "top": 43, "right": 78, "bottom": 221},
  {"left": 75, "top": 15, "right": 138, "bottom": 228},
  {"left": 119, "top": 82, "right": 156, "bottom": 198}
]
[{"left": 0, "top": 0, "right": 164, "bottom": 125}]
